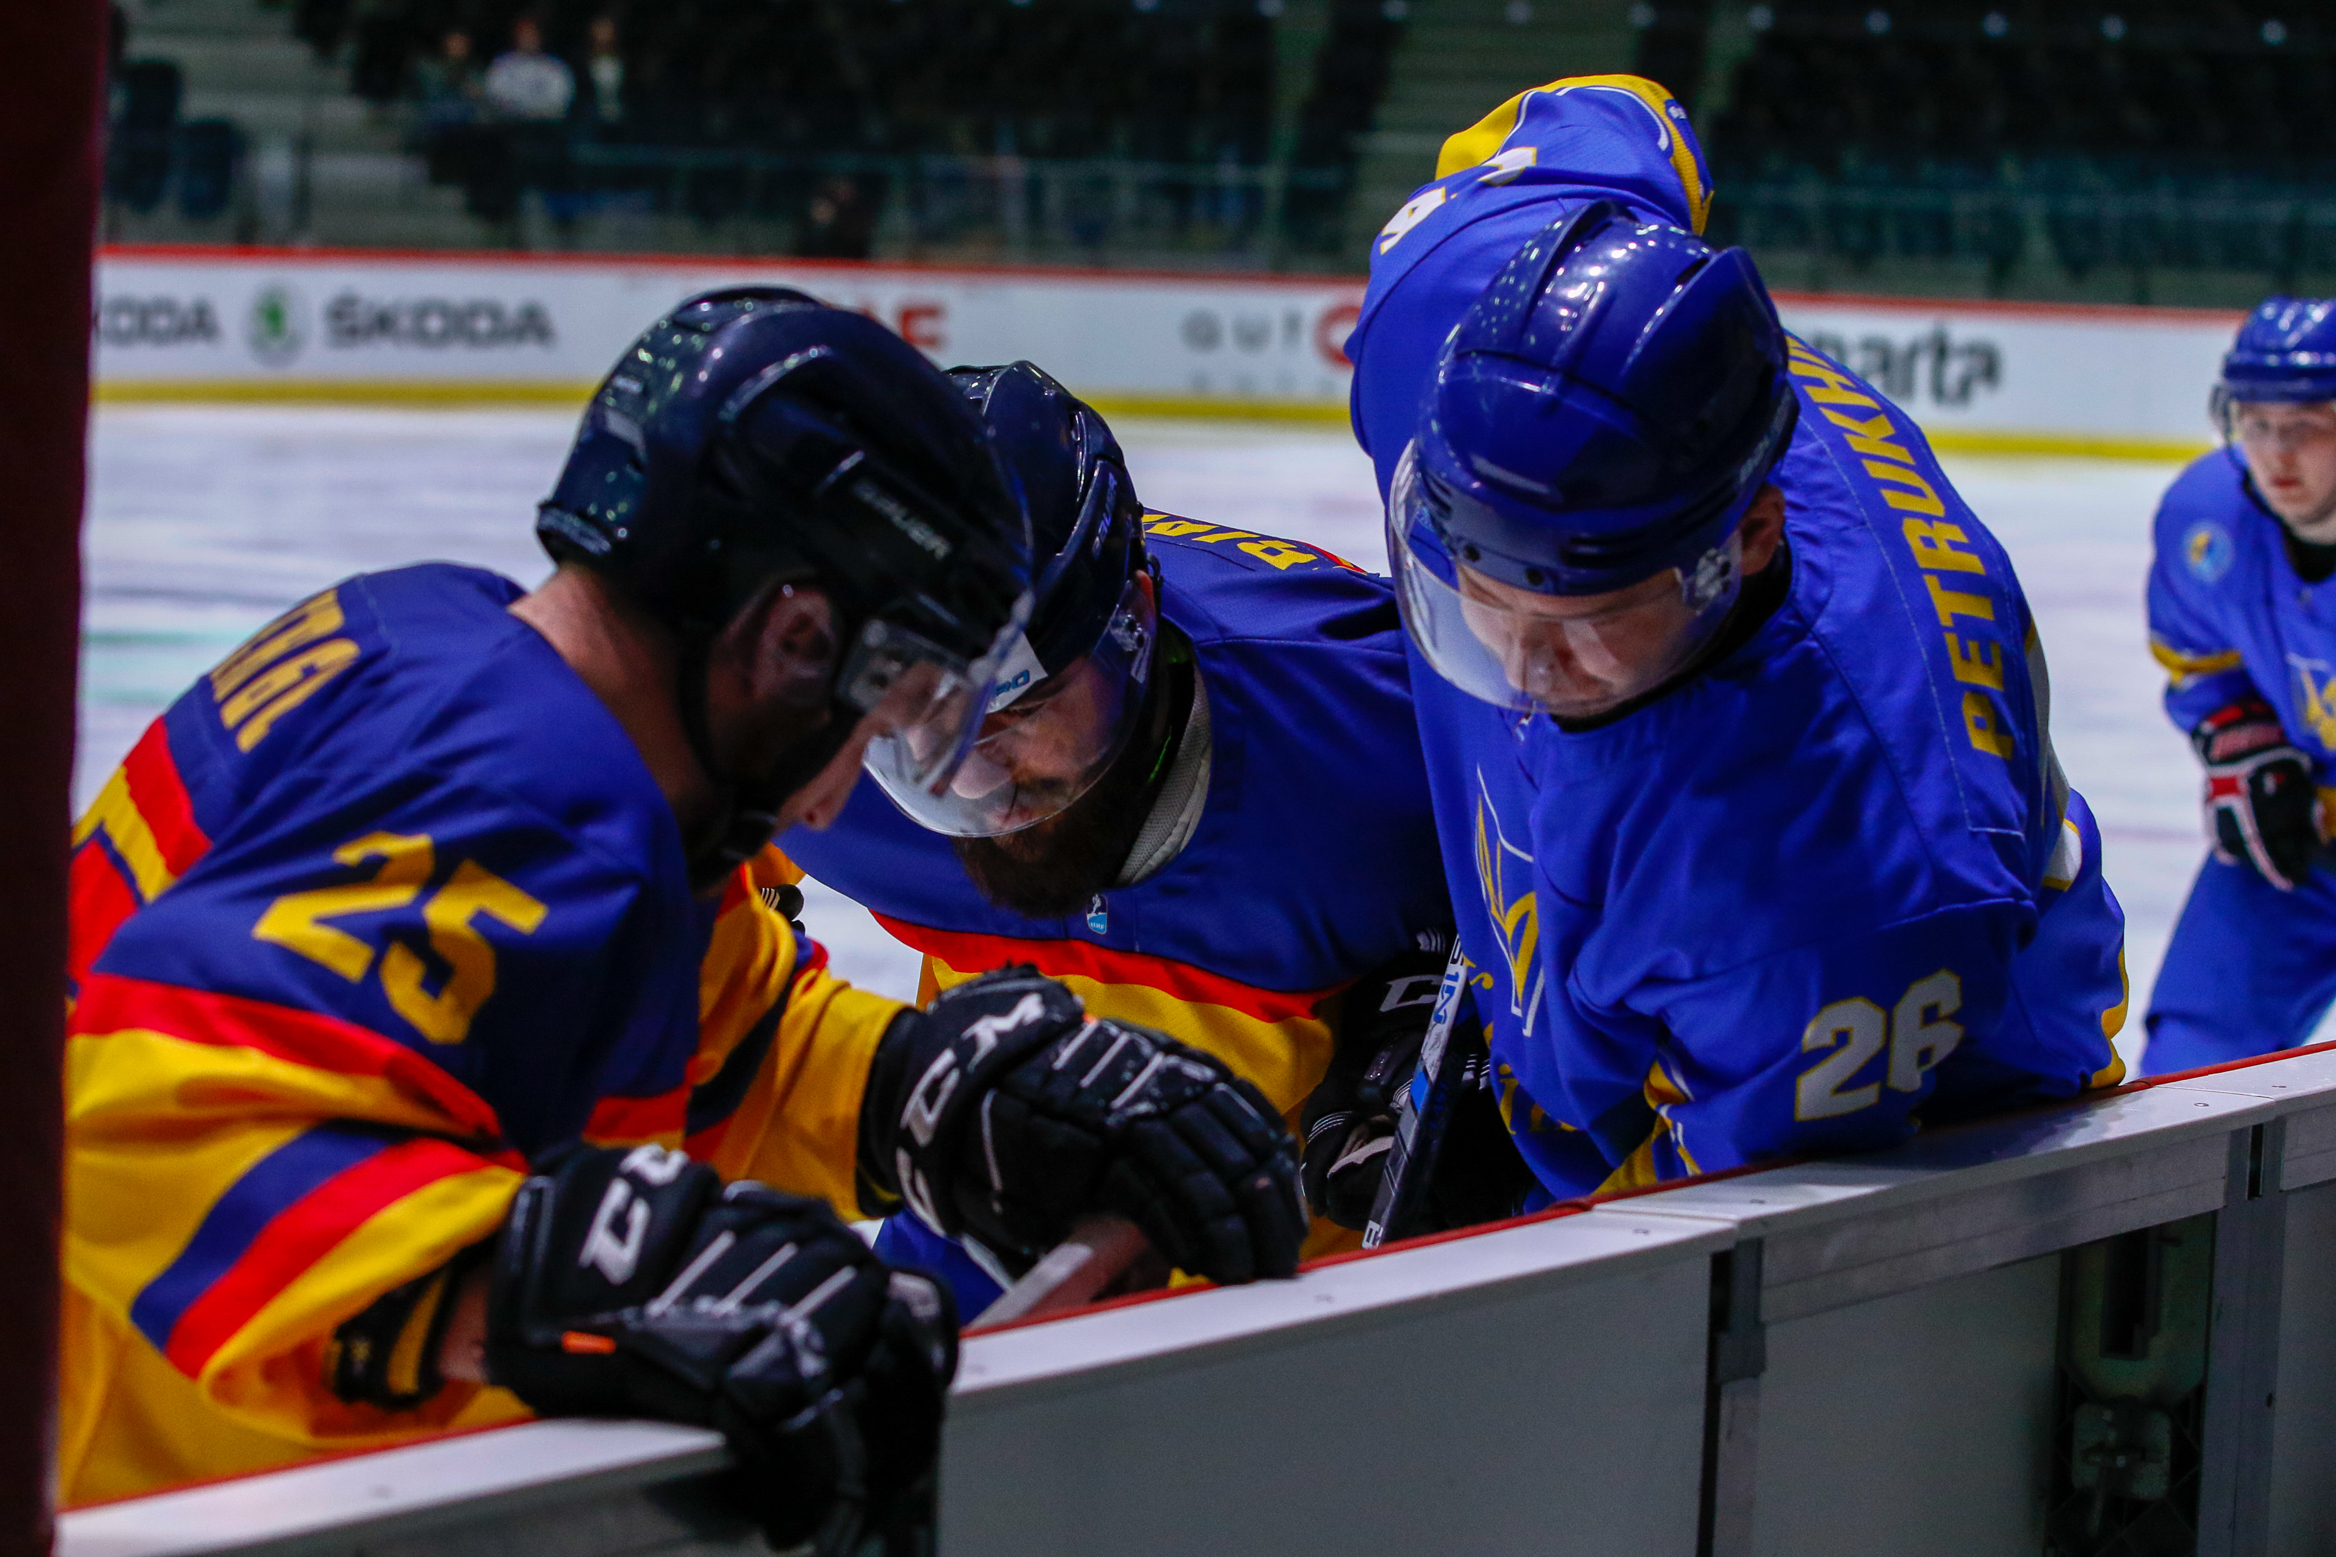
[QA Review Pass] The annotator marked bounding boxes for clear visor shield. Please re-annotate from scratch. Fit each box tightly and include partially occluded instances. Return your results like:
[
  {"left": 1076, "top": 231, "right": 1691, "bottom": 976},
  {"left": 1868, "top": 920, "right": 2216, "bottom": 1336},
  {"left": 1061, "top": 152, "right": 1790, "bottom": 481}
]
[
  {"left": 853, "top": 591, "right": 1034, "bottom": 806},
  {"left": 865, "top": 572, "right": 1159, "bottom": 837},
  {"left": 1388, "top": 505, "right": 1742, "bottom": 720}
]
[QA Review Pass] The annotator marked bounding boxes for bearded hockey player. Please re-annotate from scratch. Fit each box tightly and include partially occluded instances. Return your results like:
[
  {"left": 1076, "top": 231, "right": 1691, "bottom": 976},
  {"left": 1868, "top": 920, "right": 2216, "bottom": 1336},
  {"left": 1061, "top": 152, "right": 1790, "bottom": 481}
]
[
  {"left": 61, "top": 290, "right": 1305, "bottom": 1542},
  {"left": 780, "top": 361, "right": 1470, "bottom": 1310},
  {"left": 1345, "top": 77, "right": 2129, "bottom": 1199},
  {"left": 2142, "top": 299, "right": 2336, "bottom": 1071}
]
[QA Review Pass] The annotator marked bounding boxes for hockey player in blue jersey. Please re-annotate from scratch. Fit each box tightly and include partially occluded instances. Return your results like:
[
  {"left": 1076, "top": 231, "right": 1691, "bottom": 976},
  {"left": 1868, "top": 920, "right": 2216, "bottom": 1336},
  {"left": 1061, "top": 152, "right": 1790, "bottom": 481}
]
[
  {"left": 782, "top": 361, "right": 1473, "bottom": 1311},
  {"left": 1346, "top": 76, "right": 2129, "bottom": 1199},
  {"left": 2143, "top": 299, "right": 2336, "bottom": 1071}
]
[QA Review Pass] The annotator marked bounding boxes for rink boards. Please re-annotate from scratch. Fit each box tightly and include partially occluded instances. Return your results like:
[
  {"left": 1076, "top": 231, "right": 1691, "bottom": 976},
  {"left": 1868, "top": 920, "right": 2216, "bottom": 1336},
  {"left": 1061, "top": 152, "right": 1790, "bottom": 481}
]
[
  {"left": 59, "top": 1040, "right": 2336, "bottom": 1557},
  {"left": 90, "top": 247, "right": 2237, "bottom": 458}
]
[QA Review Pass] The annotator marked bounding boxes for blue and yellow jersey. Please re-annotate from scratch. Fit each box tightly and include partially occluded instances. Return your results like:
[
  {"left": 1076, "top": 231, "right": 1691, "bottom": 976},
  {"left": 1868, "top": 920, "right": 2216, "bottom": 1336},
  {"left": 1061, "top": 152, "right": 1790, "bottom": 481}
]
[
  {"left": 2147, "top": 447, "right": 2336, "bottom": 820},
  {"left": 780, "top": 517, "right": 1451, "bottom": 1265},
  {"left": 61, "top": 564, "right": 902, "bottom": 1505},
  {"left": 1349, "top": 79, "right": 2128, "bottom": 1199}
]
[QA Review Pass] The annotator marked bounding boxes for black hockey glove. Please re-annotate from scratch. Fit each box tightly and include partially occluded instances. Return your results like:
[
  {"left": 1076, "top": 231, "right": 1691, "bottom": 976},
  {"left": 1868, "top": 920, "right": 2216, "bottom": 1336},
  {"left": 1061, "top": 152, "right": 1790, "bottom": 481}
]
[
  {"left": 486, "top": 1143, "right": 957, "bottom": 1557},
  {"left": 1300, "top": 947, "right": 1444, "bottom": 1229},
  {"left": 1301, "top": 946, "right": 1538, "bottom": 1235},
  {"left": 860, "top": 966, "right": 1307, "bottom": 1286},
  {"left": 2195, "top": 698, "right": 2324, "bottom": 891}
]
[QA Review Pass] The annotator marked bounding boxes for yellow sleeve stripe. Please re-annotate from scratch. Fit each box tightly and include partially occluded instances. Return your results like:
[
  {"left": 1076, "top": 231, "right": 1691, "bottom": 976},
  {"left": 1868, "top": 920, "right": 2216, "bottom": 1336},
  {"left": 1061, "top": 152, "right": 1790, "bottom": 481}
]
[
  {"left": 1433, "top": 74, "right": 1710, "bottom": 234},
  {"left": 72, "top": 765, "right": 180, "bottom": 902},
  {"left": 2148, "top": 638, "right": 2244, "bottom": 684},
  {"left": 710, "top": 964, "right": 902, "bottom": 1218}
]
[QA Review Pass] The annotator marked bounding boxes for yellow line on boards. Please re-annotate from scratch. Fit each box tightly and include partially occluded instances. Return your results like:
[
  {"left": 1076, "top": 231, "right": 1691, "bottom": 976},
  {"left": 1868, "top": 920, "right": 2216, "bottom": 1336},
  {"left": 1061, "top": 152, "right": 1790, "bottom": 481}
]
[
  {"left": 94, "top": 381, "right": 605, "bottom": 407},
  {"left": 94, "top": 381, "right": 1360, "bottom": 423},
  {"left": 91, "top": 383, "right": 2213, "bottom": 458},
  {"left": 1083, "top": 397, "right": 1352, "bottom": 425},
  {"left": 1924, "top": 429, "right": 2212, "bottom": 461}
]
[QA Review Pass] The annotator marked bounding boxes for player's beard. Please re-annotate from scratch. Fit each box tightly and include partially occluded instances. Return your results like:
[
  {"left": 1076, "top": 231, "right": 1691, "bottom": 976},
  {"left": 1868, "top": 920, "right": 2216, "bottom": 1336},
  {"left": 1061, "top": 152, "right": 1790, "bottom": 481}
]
[{"left": 952, "top": 665, "right": 1181, "bottom": 918}]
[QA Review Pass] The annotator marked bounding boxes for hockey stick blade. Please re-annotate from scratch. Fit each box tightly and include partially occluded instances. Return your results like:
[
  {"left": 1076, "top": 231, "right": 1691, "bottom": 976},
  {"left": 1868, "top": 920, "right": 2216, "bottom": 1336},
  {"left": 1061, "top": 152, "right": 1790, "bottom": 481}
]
[{"left": 971, "top": 1216, "right": 1154, "bottom": 1328}]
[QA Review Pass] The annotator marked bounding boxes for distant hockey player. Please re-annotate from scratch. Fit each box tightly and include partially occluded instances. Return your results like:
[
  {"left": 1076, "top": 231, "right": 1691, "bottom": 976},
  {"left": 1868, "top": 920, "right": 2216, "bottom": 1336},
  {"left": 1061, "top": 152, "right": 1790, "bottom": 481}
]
[
  {"left": 2142, "top": 299, "right": 2336, "bottom": 1072},
  {"left": 781, "top": 361, "right": 1477, "bottom": 1311},
  {"left": 61, "top": 291, "right": 1305, "bottom": 1537},
  {"left": 1344, "top": 77, "right": 2130, "bottom": 1199}
]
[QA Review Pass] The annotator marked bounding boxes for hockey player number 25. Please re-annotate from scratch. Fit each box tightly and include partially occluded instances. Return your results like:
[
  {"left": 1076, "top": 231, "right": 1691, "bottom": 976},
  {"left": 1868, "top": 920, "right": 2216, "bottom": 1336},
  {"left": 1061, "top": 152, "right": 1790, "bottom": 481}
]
[
  {"left": 1795, "top": 971, "right": 1963, "bottom": 1121},
  {"left": 255, "top": 831, "right": 548, "bottom": 1044}
]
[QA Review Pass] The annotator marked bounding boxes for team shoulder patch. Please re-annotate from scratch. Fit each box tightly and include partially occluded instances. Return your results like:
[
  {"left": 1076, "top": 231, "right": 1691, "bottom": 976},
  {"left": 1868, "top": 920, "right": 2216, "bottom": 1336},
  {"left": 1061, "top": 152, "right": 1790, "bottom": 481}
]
[{"left": 2184, "top": 519, "right": 2236, "bottom": 584}]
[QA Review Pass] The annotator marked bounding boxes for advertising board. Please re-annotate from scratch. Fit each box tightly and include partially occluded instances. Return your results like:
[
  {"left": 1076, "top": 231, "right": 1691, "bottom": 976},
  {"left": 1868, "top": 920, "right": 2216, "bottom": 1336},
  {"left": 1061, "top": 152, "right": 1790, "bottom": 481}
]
[{"left": 92, "top": 247, "right": 2244, "bottom": 456}]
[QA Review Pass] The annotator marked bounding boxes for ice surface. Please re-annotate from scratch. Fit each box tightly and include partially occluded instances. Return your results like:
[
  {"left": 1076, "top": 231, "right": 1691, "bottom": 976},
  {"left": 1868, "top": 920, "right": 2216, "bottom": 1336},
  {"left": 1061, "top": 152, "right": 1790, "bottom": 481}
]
[{"left": 82, "top": 406, "right": 2219, "bottom": 1068}]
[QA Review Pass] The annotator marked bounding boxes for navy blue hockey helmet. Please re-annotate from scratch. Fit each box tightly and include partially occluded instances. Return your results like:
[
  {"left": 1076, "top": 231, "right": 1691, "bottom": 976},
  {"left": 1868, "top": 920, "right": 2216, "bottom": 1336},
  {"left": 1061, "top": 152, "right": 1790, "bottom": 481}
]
[
  {"left": 950, "top": 361, "right": 1147, "bottom": 691},
  {"left": 891, "top": 361, "right": 1159, "bottom": 836},
  {"left": 1388, "top": 202, "right": 1797, "bottom": 715},
  {"left": 2215, "top": 297, "right": 2336, "bottom": 426},
  {"left": 537, "top": 287, "right": 1034, "bottom": 843}
]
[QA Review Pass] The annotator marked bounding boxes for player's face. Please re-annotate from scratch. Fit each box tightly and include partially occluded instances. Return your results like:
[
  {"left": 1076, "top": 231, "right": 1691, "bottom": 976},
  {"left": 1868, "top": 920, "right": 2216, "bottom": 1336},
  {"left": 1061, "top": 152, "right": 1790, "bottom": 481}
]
[
  {"left": 1454, "top": 560, "right": 1718, "bottom": 719},
  {"left": 948, "top": 657, "right": 1116, "bottom": 831},
  {"left": 2234, "top": 401, "right": 2336, "bottom": 540}
]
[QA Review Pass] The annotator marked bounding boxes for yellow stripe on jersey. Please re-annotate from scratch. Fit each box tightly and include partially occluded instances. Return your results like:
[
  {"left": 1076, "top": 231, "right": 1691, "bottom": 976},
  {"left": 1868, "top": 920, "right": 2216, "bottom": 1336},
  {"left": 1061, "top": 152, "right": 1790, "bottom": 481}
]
[
  {"left": 1433, "top": 74, "right": 1711, "bottom": 234},
  {"left": 73, "top": 764, "right": 183, "bottom": 903},
  {"left": 2148, "top": 637, "right": 2245, "bottom": 686},
  {"left": 922, "top": 955, "right": 1337, "bottom": 1124}
]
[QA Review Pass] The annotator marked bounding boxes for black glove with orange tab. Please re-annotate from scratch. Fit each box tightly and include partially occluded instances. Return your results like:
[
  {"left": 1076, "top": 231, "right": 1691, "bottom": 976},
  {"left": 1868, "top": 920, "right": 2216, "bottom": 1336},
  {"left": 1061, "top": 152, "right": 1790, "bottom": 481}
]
[
  {"left": 860, "top": 966, "right": 1307, "bottom": 1285},
  {"left": 486, "top": 1143, "right": 956, "bottom": 1557},
  {"left": 2195, "top": 698, "right": 2323, "bottom": 891}
]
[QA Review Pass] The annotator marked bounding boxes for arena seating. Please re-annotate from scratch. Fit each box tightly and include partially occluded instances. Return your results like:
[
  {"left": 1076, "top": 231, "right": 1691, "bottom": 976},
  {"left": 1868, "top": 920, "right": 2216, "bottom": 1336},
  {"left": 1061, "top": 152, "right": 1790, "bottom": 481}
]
[{"left": 1700, "top": 0, "right": 2336, "bottom": 290}]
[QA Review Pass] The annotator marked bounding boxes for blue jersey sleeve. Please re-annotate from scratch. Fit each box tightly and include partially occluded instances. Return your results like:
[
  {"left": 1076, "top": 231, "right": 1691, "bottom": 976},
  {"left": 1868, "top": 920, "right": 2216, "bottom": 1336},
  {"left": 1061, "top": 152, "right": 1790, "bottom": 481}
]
[{"left": 2148, "top": 453, "right": 2264, "bottom": 734}]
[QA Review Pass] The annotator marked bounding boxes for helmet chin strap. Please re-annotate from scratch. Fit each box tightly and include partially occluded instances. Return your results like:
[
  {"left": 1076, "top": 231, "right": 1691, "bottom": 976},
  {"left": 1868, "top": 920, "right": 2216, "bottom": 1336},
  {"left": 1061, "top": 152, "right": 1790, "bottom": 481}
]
[{"left": 674, "top": 633, "right": 858, "bottom": 892}]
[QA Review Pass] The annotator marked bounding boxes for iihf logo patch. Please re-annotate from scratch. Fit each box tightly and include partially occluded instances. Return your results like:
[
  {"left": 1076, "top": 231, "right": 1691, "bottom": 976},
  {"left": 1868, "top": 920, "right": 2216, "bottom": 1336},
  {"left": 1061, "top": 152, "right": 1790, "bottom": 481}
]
[{"left": 2185, "top": 520, "right": 2235, "bottom": 584}]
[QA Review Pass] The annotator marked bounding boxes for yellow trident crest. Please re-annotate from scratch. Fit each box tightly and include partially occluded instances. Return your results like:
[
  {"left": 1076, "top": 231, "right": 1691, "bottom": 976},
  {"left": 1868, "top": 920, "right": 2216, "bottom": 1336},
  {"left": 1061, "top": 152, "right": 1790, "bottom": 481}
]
[
  {"left": 1472, "top": 771, "right": 1544, "bottom": 1037},
  {"left": 2288, "top": 655, "right": 2336, "bottom": 751}
]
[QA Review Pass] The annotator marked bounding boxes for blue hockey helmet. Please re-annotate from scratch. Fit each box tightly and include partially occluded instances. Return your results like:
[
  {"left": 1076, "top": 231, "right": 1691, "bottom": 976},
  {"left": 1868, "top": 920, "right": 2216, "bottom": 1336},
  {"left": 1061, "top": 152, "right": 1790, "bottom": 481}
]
[
  {"left": 2214, "top": 296, "right": 2336, "bottom": 428},
  {"left": 537, "top": 287, "right": 1034, "bottom": 853},
  {"left": 895, "top": 361, "right": 1160, "bottom": 836},
  {"left": 1388, "top": 201, "right": 1797, "bottom": 717}
]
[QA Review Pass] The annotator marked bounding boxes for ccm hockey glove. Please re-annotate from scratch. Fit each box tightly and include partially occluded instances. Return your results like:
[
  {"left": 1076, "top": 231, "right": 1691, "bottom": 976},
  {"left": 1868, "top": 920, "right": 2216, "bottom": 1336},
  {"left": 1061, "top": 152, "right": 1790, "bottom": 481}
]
[
  {"left": 1301, "top": 946, "right": 1444, "bottom": 1229},
  {"left": 2195, "top": 698, "right": 2324, "bottom": 891},
  {"left": 486, "top": 1143, "right": 957, "bottom": 1557},
  {"left": 861, "top": 966, "right": 1308, "bottom": 1286},
  {"left": 1301, "top": 943, "right": 1537, "bottom": 1234}
]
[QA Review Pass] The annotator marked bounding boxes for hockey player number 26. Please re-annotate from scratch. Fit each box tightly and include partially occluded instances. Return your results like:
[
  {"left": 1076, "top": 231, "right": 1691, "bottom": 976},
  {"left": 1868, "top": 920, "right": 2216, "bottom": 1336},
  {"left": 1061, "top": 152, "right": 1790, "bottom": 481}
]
[
  {"left": 1795, "top": 971, "right": 1963, "bottom": 1121},
  {"left": 255, "top": 831, "right": 548, "bottom": 1045}
]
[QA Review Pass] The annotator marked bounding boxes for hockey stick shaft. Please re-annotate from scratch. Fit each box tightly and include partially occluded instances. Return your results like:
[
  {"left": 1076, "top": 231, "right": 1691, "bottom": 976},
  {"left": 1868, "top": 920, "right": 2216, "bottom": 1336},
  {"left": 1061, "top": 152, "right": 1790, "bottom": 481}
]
[
  {"left": 971, "top": 1215, "right": 1154, "bottom": 1328},
  {"left": 1362, "top": 941, "right": 1475, "bottom": 1249}
]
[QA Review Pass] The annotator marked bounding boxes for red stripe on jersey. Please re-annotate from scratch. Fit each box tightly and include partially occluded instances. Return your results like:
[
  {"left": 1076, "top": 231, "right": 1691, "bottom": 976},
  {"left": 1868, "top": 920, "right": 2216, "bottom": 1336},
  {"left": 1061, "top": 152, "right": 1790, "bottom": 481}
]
[
  {"left": 584, "top": 1086, "right": 687, "bottom": 1143},
  {"left": 162, "top": 1136, "right": 497, "bottom": 1375},
  {"left": 873, "top": 916, "right": 1335, "bottom": 1026},
  {"left": 67, "top": 841, "right": 143, "bottom": 989},
  {"left": 74, "top": 972, "right": 510, "bottom": 1142},
  {"left": 122, "top": 720, "right": 212, "bottom": 879}
]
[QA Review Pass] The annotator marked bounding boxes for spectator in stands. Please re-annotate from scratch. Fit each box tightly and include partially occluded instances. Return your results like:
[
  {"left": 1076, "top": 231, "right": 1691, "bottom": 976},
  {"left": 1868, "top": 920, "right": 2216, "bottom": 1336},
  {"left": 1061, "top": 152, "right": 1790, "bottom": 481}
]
[
  {"left": 485, "top": 15, "right": 575, "bottom": 122},
  {"left": 412, "top": 26, "right": 484, "bottom": 133},
  {"left": 578, "top": 14, "right": 626, "bottom": 129},
  {"left": 486, "top": 14, "right": 579, "bottom": 238},
  {"left": 797, "top": 175, "right": 877, "bottom": 259}
]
